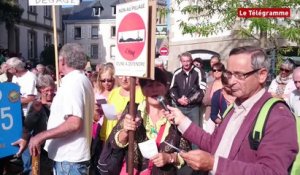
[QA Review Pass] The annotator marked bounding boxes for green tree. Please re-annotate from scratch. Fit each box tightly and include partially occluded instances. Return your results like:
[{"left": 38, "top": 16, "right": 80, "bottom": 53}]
[
  {"left": 40, "top": 44, "right": 57, "bottom": 66},
  {"left": 174, "top": 0, "right": 300, "bottom": 48},
  {"left": 0, "top": 0, "right": 23, "bottom": 53}
]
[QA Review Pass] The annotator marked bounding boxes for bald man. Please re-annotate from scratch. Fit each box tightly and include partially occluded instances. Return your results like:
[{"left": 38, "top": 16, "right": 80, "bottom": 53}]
[{"left": 288, "top": 67, "right": 300, "bottom": 117}]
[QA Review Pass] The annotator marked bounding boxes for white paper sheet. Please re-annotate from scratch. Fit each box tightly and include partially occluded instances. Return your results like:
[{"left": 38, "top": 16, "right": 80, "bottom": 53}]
[
  {"left": 101, "top": 104, "right": 117, "bottom": 120},
  {"left": 138, "top": 139, "right": 158, "bottom": 159}
]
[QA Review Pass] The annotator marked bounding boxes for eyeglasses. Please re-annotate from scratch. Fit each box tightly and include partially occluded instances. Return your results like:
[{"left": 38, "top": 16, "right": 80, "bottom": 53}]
[
  {"left": 224, "top": 69, "right": 260, "bottom": 80},
  {"left": 212, "top": 69, "right": 222, "bottom": 72},
  {"left": 280, "top": 68, "right": 291, "bottom": 73},
  {"left": 100, "top": 79, "right": 113, "bottom": 83}
]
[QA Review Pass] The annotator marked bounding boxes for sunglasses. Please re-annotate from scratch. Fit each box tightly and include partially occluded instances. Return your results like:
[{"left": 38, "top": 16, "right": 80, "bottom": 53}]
[
  {"left": 280, "top": 68, "right": 291, "bottom": 73},
  {"left": 100, "top": 79, "right": 113, "bottom": 83},
  {"left": 212, "top": 69, "right": 222, "bottom": 72}
]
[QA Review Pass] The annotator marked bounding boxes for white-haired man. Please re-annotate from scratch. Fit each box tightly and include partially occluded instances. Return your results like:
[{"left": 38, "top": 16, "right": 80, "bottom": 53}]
[
  {"left": 28, "top": 43, "right": 94, "bottom": 175},
  {"left": 6, "top": 57, "right": 37, "bottom": 116}
]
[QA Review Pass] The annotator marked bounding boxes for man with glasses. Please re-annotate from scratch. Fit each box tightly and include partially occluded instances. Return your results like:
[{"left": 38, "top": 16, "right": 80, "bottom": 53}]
[{"left": 164, "top": 46, "right": 298, "bottom": 174}]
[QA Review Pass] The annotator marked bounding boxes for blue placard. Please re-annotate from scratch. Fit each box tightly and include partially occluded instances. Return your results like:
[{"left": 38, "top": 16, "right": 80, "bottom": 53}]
[{"left": 0, "top": 82, "right": 22, "bottom": 158}]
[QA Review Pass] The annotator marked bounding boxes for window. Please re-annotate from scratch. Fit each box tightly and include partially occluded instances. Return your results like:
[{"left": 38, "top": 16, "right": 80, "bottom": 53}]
[
  {"left": 74, "top": 27, "right": 81, "bottom": 39},
  {"left": 110, "top": 45, "right": 116, "bottom": 60},
  {"left": 44, "top": 34, "right": 52, "bottom": 46},
  {"left": 111, "top": 26, "right": 116, "bottom": 37},
  {"left": 112, "top": 6, "right": 116, "bottom": 16},
  {"left": 29, "top": 6, "right": 36, "bottom": 14},
  {"left": 28, "top": 31, "right": 37, "bottom": 59},
  {"left": 91, "top": 44, "right": 98, "bottom": 59},
  {"left": 91, "top": 26, "right": 99, "bottom": 38},
  {"left": 44, "top": 6, "right": 51, "bottom": 18},
  {"left": 93, "top": 8, "right": 101, "bottom": 16}
]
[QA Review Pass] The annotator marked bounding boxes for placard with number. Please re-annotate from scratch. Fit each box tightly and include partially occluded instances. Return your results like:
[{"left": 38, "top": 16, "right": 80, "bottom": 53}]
[{"left": 0, "top": 82, "right": 22, "bottom": 158}]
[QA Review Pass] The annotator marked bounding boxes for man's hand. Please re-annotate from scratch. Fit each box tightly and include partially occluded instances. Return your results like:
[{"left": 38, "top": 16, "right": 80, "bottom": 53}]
[
  {"left": 180, "top": 150, "right": 214, "bottom": 171},
  {"left": 11, "top": 138, "right": 28, "bottom": 157},
  {"left": 178, "top": 96, "right": 189, "bottom": 106},
  {"left": 163, "top": 105, "right": 187, "bottom": 125},
  {"left": 28, "top": 133, "right": 45, "bottom": 156}
]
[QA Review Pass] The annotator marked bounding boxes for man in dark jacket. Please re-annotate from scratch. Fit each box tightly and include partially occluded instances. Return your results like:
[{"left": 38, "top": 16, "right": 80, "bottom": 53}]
[{"left": 169, "top": 52, "right": 206, "bottom": 129}]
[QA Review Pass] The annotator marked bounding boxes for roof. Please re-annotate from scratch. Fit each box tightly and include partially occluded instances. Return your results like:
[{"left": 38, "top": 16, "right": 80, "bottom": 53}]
[
  {"left": 63, "top": 0, "right": 167, "bottom": 21},
  {"left": 62, "top": 0, "right": 125, "bottom": 21}
]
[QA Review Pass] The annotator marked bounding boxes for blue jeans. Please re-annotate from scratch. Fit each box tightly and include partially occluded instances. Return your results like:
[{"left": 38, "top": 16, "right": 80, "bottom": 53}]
[
  {"left": 178, "top": 106, "right": 201, "bottom": 149},
  {"left": 178, "top": 106, "right": 201, "bottom": 127},
  {"left": 54, "top": 161, "right": 90, "bottom": 175},
  {"left": 22, "top": 147, "right": 32, "bottom": 174}
]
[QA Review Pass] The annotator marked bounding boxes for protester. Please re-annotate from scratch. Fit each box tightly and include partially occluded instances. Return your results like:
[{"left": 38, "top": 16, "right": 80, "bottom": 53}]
[
  {"left": 100, "top": 67, "right": 191, "bottom": 175},
  {"left": 6, "top": 57, "right": 37, "bottom": 116},
  {"left": 36, "top": 64, "right": 46, "bottom": 75},
  {"left": 206, "top": 55, "right": 220, "bottom": 83},
  {"left": 192, "top": 57, "right": 206, "bottom": 82},
  {"left": 268, "top": 59, "right": 296, "bottom": 102},
  {"left": 169, "top": 52, "right": 206, "bottom": 130},
  {"left": 100, "top": 75, "right": 144, "bottom": 141},
  {"left": 0, "top": 62, "right": 13, "bottom": 82},
  {"left": 288, "top": 67, "right": 300, "bottom": 117},
  {"left": 90, "top": 64, "right": 115, "bottom": 175},
  {"left": 164, "top": 46, "right": 298, "bottom": 174},
  {"left": 28, "top": 43, "right": 94, "bottom": 175},
  {"left": 210, "top": 73, "right": 236, "bottom": 124},
  {"left": 5, "top": 57, "right": 38, "bottom": 173},
  {"left": 155, "top": 58, "right": 173, "bottom": 88},
  {"left": 23, "top": 74, "right": 56, "bottom": 175},
  {"left": 203, "top": 63, "right": 225, "bottom": 120}
]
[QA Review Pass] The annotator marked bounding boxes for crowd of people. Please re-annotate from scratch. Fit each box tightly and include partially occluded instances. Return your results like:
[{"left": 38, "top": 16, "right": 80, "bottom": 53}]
[{"left": 0, "top": 44, "right": 299, "bottom": 175}]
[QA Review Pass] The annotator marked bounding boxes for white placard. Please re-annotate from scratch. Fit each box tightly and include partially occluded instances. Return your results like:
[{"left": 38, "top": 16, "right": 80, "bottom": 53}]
[
  {"left": 101, "top": 104, "right": 118, "bottom": 120},
  {"left": 115, "top": 0, "right": 149, "bottom": 77},
  {"left": 29, "top": 0, "right": 80, "bottom": 6},
  {"left": 138, "top": 139, "right": 158, "bottom": 159}
]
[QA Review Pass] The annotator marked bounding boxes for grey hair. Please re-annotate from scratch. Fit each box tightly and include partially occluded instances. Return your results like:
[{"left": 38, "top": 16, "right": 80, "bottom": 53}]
[
  {"left": 59, "top": 43, "right": 87, "bottom": 70},
  {"left": 229, "top": 46, "right": 270, "bottom": 71},
  {"left": 36, "top": 74, "right": 55, "bottom": 90},
  {"left": 281, "top": 59, "right": 295, "bottom": 70},
  {"left": 180, "top": 52, "right": 193, "bottom": 60},
  {"left": 6, "top": 57, "right": 26, "bottom": 70}
]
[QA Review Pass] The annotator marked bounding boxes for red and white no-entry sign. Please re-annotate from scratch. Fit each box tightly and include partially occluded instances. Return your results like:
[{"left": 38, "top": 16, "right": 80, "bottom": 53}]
[
  {"left": 117, "top": 13, "right": 146, "bottom": 61},
  {"left": 115, "top": 0, "right": 149, "bottom": 77},
  {"left": 159, "top": 47, "right": 169, "bottom": 56}
]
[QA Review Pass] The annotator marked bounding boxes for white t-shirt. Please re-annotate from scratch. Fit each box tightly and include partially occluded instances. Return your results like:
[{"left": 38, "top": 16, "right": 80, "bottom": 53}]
[
  {"left": 288, "top": 90, "right": 300, "bottom": 117},
  {"left": 44, "top": 70, "right": 94, "bottom": 162},
  {"left": 12, "top": 71, "right": 37, "bottom": 115}
]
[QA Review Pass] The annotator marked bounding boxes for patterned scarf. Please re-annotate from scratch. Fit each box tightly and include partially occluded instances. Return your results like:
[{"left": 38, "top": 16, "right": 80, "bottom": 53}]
[{"left": 275, "top": 74, "right": 293, "bottom": 96}]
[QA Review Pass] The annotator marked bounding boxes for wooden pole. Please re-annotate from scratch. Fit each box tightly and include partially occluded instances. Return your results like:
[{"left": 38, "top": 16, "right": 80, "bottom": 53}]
[
  {"left": 127, "top": 77, "right": 136, "bottom": 175},
  {"left": 52, "top": 5, "right": 59, "bottom": 87},
  {"left": 31, "top": 155, "right": 40, "bottom": 175}
]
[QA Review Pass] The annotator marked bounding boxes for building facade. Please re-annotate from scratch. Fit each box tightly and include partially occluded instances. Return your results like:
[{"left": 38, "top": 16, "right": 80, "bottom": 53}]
[
  {"left": 63, "top": 0, "right": 120, "bottom": 65},
  {"left": 0, "top": 1, "right": 62, "bottom": 64}
]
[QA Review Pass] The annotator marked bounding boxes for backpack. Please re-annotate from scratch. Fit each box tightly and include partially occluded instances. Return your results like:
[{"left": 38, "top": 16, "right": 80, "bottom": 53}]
[{"left": 222, "top": 98, "right": 300, "bottom": 175}]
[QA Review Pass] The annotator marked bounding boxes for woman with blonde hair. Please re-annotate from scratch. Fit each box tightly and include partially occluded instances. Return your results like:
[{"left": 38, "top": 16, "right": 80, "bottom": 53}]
[{"left": 91, "top": 64, "right": 116, "bottom": 174}]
